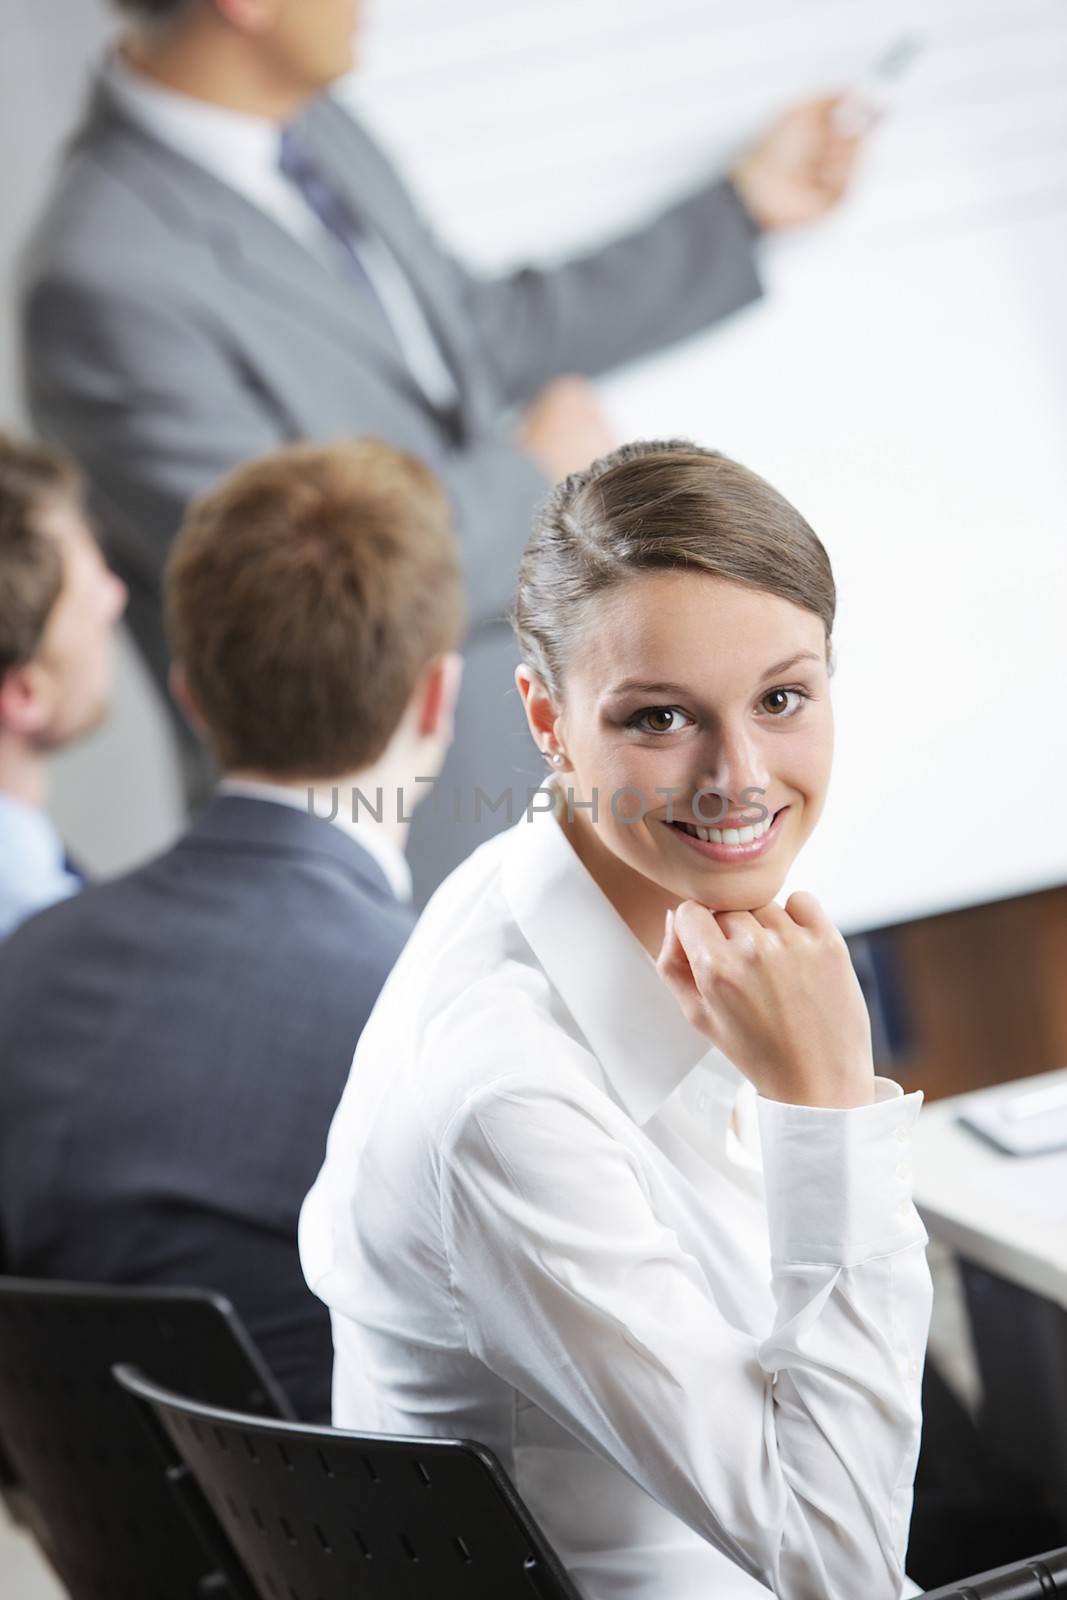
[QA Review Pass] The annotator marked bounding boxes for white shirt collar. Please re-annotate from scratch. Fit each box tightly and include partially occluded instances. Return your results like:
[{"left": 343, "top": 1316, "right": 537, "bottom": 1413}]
[
  {"left": 103, "top": 50, "right": 284, "bottom": 189},
  {"left": 216, "top": 778, "right": 413, "bottom": 903},
  {"left": 501, "top": 780, "right": 741, "bottom": 1126}
]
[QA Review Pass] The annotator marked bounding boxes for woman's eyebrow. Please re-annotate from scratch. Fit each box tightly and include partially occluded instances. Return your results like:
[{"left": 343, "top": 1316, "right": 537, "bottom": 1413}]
[
  {"left": 608, "top": 653, "right": 822, "bottom": 699},
  {"left": 759, "top": 651, "right": 823, "bottom": 680},
  {"left": 607, "top": 679, "right": 692, "bottom": 696}
]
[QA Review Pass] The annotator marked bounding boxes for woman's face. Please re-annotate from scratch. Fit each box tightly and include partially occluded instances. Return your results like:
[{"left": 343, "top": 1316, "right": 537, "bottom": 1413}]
[{"left": 525, "top": 570, "right": 834, "bottom": 927}]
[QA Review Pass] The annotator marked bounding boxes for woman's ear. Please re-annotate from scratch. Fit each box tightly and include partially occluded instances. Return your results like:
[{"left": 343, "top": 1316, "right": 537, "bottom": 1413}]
[{"left": 514, "top": 664, "right": 561, "bottom": 756}]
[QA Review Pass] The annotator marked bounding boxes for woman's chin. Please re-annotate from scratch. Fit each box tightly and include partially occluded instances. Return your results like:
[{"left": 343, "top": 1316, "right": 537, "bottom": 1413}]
[{"left": 675, "top": 862, "right": 790, "bottom": 912}]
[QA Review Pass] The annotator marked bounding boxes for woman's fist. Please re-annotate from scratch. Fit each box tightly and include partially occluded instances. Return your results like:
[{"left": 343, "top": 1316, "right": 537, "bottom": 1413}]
[{"left": 657, "top": 892, "right": 875, "bottom": 1108}]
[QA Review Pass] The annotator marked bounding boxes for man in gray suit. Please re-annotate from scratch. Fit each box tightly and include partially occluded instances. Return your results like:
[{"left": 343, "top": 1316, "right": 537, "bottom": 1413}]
[
  {"left": 19, "top": 0, "right": 861, "bottom": 894},
  {"left": 0, "top": 437, "right": 464, "bottom": 1421}
]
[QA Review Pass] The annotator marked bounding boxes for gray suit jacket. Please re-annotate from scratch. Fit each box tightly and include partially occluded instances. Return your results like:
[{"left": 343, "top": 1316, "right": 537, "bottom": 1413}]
[
  {"left": 19, "top": 79, "right": 762, "bottom": 892},
  {"left": 0, "top": 795, "right": 414, "bottom": 1422}
]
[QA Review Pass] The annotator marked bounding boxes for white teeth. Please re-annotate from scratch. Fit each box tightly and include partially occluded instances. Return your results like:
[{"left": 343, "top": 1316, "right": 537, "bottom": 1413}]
[{"left": 675, "top": 812, "right": 776, "bottom": 846}]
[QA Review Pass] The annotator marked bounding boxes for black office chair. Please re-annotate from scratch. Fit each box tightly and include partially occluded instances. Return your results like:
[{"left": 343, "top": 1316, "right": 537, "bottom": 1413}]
[
  {"left": 0, "top": 1422, "right": 40, "bottom": 1535},
  {"left": 112, "top": 1360, "right": 1067, "bottom": 1600},
  {"left": 921, "top": 1545, "right": 1067, "bottom": 1597},
  {"left": 116, "top": 1364, "right": 583, "bottom": 1600},
  {"left": 0, "top": 1277, "right": 294, "bottom": 1600}
]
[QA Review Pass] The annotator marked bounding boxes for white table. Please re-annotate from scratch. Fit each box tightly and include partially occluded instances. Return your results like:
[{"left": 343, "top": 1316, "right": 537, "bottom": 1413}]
[
  {"left": 913, "top": 1067, "right": 1067, "bottom": 1314},
  {"left": 912, "top": 1066, "right": 1067, "bottom": 1517}
]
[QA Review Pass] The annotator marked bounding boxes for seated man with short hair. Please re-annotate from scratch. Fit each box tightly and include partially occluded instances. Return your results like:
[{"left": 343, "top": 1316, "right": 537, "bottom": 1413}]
[
  {"left": 0, "top": 438, "right": 463, "bottom": 1420},
  {"left": 0, "top": 432, "right": 127, "bottom": 938}
]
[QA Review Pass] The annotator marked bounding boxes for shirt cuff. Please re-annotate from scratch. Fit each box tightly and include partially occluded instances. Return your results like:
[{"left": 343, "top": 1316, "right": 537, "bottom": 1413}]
[{"left": 756, "top": 1078, "right": 927, "bottom": 1267}]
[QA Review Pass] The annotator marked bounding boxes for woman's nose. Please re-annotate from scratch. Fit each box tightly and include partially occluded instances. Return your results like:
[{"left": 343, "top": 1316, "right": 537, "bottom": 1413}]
[{"left": 694, "top": 725, "right": 770, "bottom": 806}]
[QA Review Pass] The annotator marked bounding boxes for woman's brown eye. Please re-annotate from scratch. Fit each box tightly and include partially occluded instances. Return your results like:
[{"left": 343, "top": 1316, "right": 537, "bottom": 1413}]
[
  {"left": 761, "top": 688, "right": 806, "bottom": 718},
  {"left": 625, "top": 706, "right": 690, "bottom": 734}
]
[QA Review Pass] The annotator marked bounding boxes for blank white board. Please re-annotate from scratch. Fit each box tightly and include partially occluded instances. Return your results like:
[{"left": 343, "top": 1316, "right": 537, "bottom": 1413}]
[{"left": 348, "top": 0, "right": 1067, "bottom": 933}]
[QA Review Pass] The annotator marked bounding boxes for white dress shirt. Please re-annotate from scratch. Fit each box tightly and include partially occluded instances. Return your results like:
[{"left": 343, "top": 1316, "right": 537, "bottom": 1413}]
[
  {"left": 0, "top": 794, "right": 81, "bottom": 941},
  {"left": 300, "top": 788, "right": 931, "bottom": 1600},
  {"left": 102, "top": 54, "right": 459, "bottom": 410},
  {"left": 216, "top": 778, "right": 412, "bottom": 902}
]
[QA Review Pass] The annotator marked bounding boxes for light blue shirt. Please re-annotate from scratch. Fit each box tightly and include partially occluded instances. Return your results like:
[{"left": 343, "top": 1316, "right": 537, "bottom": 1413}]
[{"left": 0, "top": 794, "right": 82, "bottom": 941}]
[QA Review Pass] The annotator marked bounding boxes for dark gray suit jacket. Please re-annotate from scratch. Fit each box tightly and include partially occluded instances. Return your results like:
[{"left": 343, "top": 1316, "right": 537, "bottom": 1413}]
[
  {"left": 0, "top": 795, "right": 414, "bottom": 1421},
  {"left": 19, "top": 79, "right": 763, "bottom": 892}
]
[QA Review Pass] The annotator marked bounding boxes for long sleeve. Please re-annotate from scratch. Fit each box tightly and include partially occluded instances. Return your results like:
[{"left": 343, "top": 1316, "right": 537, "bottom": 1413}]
[
  {"left": 320, "top": 98, "right": 764, "bottom": 410},
  {"left": 438, "top": 1072, "right": 931, "bottom": 1600},
  {"left": 427, "top": 176, "right": 763, "bottom": 409}
]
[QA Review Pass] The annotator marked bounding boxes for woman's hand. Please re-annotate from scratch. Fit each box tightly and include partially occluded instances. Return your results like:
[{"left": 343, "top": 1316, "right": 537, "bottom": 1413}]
[{"left": 657, "top": 893, "right": 875, "bottom": 1108}]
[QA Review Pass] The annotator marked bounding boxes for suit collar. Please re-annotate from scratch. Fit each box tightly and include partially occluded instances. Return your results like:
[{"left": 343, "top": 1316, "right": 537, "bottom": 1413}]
[
  {"left": 182, "top": 793, "right": 400, "bottom": 906},
  {"left": 501, "top": 782, "right": 738, "bottom": 1125},
  {"left": 217, "top": 777, "right": 412, "bottom": 903}
]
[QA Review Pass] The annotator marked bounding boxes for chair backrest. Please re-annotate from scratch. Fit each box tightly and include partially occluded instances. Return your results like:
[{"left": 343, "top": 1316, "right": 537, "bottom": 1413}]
[
  {"left": 0, "top": 1277, "right": 293, "bottom": 1600},
  {"left": 921, "top": 1546, "right": 1067, "bottom": 1598},
  {"left": 116, "top": 1363, "right": 583, "bottom": 1600}
]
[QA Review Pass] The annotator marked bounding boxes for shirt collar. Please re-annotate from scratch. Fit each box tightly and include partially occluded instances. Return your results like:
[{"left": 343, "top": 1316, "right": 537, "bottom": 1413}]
[
  {"left": 501, "top": 779, "right": 741, "bottom": 1126},
  {"left": 0, "top": 793, "right": 67, "bottom": 869},
  {"left": 103, "top": 50, "right": 284, "bottom": 186},
  {"left": 0, "top": 793, "right": 80, "bottom": 938},
  {"left": 216, "top": 778, "right": 413, "bottom": 903}
]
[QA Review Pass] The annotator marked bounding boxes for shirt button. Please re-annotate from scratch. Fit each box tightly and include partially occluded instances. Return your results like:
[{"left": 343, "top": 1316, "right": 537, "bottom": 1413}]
[
  {"left": 907, "top": 1358, "right": 920, "bottom": 1379},
  {"left": 894, "top": 1160, "right": 910, "bottom": 1180},
  {"left": 895, "top": 1125, "right": 911, "bottom": 1143},
  {"left": 896, "top": 1200, "right": 911, "bottom": 1219}
]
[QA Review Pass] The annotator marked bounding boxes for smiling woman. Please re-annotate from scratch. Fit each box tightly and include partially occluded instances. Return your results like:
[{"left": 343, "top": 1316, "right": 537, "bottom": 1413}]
[
  {"left": 512, "top": 439, "right": 837, "bottom": 948},
  {"left": 301, "top": 440, "right": 932, "bottom": 1600}
]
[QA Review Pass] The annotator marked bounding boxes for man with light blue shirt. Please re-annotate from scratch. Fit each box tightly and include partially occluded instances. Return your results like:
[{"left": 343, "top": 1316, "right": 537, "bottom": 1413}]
[{"left": 0, "top": 434, "right": 127, "bottom": 940}]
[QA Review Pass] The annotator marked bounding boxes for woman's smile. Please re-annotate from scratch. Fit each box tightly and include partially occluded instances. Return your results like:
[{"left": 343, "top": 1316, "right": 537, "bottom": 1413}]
[{"left": 663, "top": 804, "right": 790, "bottom": 862}]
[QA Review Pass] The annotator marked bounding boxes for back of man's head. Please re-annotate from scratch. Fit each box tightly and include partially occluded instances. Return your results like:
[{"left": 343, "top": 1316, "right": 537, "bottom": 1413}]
[{"left": 165, "top": 438, "right": 464, "bottom": 780}]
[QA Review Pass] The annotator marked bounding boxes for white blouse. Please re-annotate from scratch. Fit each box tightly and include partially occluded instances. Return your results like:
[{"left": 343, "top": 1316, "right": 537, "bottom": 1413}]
[{"left": 300, "top": 790, "right": 932, "bottom": 1600}]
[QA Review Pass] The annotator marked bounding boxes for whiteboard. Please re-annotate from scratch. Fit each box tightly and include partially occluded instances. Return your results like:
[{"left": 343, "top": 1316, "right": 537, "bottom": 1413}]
[{"left": 346, "top": 0, "right": 1067, "bottom": 934}]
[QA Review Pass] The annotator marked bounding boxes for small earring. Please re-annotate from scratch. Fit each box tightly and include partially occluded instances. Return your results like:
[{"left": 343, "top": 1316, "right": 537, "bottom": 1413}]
[{"left": 552, "top": 752, "right": 565, "bottom": 767}]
